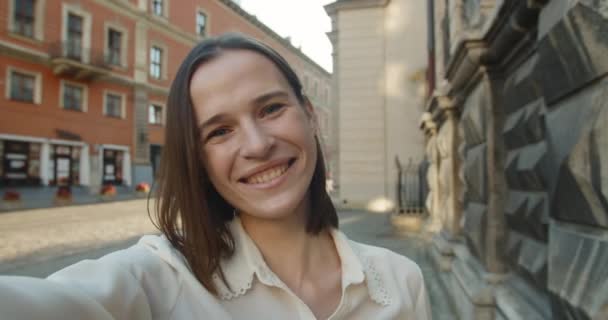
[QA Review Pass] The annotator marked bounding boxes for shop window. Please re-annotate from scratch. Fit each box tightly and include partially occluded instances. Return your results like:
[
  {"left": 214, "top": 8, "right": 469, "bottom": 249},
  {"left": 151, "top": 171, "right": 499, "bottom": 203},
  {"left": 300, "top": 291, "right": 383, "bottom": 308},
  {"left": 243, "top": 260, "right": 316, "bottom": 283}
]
[
  {"left": 48, "top": 145, "right": 80, "bottom": 186},
  {"left": 103, "top": 149, "right": 123, "bottom": 185},
  {"left": 28, "top": 143, "right": 40, "bottom": 182},
  {"left": 53, "top": 145, "right": 72, "bottom": 186},
  {"left": 1, "top": 141, "right": 41, "bottom": 186},
  {"left": 0, "top": 142, "right": 3, "bottom": 179}
]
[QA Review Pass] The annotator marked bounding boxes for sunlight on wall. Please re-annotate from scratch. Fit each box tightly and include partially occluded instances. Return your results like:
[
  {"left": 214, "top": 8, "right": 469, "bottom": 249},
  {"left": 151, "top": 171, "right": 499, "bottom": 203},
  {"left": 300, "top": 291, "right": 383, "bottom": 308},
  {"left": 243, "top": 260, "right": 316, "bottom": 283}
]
[{"left": 366, "top": 196, "right": 395, "bottom": 212}]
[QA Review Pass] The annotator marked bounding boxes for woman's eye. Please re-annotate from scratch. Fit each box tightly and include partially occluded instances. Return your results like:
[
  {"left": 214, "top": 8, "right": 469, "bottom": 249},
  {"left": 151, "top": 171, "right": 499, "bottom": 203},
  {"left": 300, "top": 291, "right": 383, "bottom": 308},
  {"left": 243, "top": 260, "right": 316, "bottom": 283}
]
[
  {"left": 261, "top": 103, "right": 286, "bottom": 117},
  {"left": 207, "top": 128, "right": 231, "bottom": 140}
]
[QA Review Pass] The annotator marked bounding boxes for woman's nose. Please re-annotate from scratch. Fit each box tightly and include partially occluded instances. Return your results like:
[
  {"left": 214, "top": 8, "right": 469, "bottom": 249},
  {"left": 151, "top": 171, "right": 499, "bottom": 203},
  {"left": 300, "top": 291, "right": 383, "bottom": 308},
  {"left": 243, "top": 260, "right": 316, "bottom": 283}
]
[{"left": 240, "top": 123, "right": 275, "bottom": 159}]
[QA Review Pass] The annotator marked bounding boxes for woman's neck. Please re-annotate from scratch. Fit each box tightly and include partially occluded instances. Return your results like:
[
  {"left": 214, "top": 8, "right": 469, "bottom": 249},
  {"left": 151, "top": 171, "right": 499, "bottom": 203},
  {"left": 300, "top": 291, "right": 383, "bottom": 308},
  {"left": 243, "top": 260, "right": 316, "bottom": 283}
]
[{"left": 239, "top": 206, "right": 339, "bottom": 292}]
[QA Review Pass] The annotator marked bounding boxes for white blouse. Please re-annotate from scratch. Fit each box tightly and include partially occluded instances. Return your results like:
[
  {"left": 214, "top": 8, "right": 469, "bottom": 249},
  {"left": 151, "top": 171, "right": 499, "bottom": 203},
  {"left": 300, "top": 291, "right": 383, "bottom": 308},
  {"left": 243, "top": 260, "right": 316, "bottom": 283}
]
[{"left": 0, "top": 218, "right": 431, "bottom": 320}]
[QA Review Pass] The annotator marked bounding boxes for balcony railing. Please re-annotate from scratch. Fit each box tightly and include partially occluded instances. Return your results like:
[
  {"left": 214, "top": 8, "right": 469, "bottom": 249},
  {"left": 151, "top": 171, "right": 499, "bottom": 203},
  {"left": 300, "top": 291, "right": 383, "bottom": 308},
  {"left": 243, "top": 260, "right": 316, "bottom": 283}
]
[{"left": 49, "top": 41, "right": 111, "bottom": 80}]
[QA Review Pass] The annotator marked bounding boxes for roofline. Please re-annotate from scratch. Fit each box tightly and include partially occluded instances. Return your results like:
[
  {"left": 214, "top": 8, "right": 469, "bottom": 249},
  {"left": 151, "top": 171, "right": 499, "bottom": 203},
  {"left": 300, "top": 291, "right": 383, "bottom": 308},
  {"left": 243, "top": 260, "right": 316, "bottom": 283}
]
[
  {"left": 219, "top": 0, "right": 332, "bottom": 77},
  {"left": 325, "top": 0, "right": 390, "bottom": 15}
]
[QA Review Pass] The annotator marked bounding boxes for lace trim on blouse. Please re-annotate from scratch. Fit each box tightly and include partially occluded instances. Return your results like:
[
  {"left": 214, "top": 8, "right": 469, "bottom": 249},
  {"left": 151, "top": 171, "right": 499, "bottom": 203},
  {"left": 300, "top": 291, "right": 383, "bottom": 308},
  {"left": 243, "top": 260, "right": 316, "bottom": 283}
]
[{"left": 214, "top": 241, "right": 391, "bottom": 307}]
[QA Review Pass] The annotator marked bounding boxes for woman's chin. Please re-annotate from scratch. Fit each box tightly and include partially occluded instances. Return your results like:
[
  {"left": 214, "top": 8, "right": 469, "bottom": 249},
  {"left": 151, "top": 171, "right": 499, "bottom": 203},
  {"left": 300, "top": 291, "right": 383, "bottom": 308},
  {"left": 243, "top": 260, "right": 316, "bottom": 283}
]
[{"left": 239, "top": 201, "right": 305, "bottom": 223}]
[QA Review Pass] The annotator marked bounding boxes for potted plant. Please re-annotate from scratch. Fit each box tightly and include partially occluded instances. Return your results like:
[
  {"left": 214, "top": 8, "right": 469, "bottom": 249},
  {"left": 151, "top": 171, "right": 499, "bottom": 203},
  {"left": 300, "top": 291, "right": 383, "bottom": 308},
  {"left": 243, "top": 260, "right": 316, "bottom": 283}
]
[
  {"left": 54, "top": 186, "right": 72, "bottom": 205},
  {"left": 2, "top": 190, "right": 22, "bottom": 210},
  {"left": 100, "top": 184, "right": 117, "bottom": 200},
  {"left": 135, "top": 182, "right": 150, "bottom": 196}
]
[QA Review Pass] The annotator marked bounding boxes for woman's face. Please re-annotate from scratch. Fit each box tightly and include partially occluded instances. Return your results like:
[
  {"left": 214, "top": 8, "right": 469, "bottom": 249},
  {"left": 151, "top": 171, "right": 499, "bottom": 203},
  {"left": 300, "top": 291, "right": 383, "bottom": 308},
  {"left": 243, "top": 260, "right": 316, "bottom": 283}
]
[{"left": 190, "top": 50, "right": 317, "bottom": 222}]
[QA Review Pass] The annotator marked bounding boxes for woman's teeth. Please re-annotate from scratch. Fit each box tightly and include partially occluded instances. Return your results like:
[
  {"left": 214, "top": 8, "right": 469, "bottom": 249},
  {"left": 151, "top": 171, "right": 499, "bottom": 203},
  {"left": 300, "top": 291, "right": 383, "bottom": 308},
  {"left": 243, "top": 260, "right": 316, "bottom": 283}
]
[{"left": 246, "top": 164, "right": 289, "bottom": 184}]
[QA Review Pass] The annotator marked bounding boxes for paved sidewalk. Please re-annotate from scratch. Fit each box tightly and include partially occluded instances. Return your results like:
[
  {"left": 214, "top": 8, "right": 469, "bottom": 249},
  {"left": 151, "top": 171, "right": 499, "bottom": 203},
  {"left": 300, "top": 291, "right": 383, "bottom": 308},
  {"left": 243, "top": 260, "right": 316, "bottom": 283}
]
[
  {"left": 0, "top": 185, "right": 144, "bottom": 212},
  {"left": 0, "top": 199, "right": 157, "bottom": 272}
]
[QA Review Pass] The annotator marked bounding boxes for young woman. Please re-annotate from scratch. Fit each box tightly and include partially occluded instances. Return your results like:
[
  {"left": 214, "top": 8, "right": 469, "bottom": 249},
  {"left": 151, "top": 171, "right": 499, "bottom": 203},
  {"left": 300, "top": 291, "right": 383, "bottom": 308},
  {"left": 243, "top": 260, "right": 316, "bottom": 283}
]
[{"left": 0, "top": 33, "right": 430, "bottom": 320}]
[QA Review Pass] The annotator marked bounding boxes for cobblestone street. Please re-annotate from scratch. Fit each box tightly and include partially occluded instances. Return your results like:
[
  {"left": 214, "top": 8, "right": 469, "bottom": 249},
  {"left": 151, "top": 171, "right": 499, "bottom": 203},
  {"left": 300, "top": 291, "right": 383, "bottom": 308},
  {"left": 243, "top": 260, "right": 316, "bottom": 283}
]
[
  {"left": 0, "top": 200, "right": 456, "bottom": 319},
  {"left": 0, "top": 200, "right": 158, "bottom": 273}
]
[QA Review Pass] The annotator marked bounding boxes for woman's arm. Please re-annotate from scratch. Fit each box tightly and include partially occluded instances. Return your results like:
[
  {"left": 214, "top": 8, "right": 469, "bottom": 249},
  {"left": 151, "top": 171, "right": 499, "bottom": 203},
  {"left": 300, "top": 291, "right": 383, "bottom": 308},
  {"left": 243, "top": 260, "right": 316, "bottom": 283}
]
[
  {"left": 0, "top": 246, "right": 159, "bottom": 320},
  {"left": 0, "top": 276, "right": 115, "bottom": 320}
]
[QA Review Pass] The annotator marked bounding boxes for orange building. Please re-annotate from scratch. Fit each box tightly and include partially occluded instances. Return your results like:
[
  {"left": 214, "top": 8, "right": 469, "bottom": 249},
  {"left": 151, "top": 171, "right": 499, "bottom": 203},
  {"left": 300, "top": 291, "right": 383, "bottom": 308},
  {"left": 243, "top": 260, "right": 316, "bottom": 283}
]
[{"left": 0, "top": 0, "right": 332, "bottom": 193}]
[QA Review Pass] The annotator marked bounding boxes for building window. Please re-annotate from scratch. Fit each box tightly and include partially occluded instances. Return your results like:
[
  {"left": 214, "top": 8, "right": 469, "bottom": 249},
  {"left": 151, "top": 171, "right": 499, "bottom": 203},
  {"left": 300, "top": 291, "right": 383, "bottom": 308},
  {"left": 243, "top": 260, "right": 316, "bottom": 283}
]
[
  {"left": 105, "top": 93, "right": 123, "bottom": 118},
  {"left": 196, "top": 11, "right": 207, "bottom": 36},
  {"left": 149, "top": 104, "right": 163, "bottom": 125},
  {"left": 62, "top": 82, "right": 85, "bottom": 111},
  {"left": 149, "top": 46, "right": 162, "bottom": 79},
  {"left": 107, "top": 29, "right": 122, "bottom": 66},
  {"left": 103, "top": 149, "right": 124, "bottom": 185},
  {"left": 13, "top": 0, "right": 35, "bottom": 37},
  {"left": 152, "top": 0, "right": 163, "bottom": 16},
  {"left": 9, "top": 71, "right": 35, "bottom": 103},
  {"left": 1, "top": 141, "right": 42, "bottom": 186},
  {"left": 66, "top": 13, "right": 83, "bottom": 59}
]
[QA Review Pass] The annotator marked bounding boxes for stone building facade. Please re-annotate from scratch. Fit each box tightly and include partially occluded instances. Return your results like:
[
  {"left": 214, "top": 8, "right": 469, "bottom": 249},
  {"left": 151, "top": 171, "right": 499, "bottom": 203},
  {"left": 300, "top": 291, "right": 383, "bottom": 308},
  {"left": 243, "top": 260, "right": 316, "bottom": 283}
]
[
  {"left": 0, "top": 0, "right": 333, "bottom": 194},
  {"left": 423, "top": 0, "right": 608, "bottom": 319},
  {"left": 325, "top": 0, "right": 428, "bottom": 210}
]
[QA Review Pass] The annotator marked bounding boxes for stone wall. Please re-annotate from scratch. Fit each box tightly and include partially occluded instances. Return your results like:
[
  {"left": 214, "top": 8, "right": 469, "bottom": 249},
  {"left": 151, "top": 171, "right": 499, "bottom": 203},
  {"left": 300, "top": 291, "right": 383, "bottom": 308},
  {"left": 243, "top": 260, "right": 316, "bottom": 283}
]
[{"left": 425, "top": 1, "right": 608, "bottom": 319}]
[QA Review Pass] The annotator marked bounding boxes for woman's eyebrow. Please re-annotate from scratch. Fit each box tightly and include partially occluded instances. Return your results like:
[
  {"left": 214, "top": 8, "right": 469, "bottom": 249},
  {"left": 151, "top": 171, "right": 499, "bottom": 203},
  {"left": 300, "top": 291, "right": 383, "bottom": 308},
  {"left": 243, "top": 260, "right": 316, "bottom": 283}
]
[
  {"left": 198, "top": 113, "right": 228, "bottom": 133},
  {"left": 252, "top": 90, "right": 289, "bottom": 106},
  {"left": 198, "top": 91, "right": 289, "bottom": 132}
]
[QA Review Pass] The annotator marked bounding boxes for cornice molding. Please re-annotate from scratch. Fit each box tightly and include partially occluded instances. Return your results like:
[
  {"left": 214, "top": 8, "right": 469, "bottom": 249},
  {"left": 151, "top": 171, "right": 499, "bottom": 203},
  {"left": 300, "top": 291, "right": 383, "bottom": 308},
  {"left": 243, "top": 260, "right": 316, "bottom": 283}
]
[
  {"left": 0, "top": 40, "right": 168, "bottom": 96},
  {"left": 436, "top": 0, "right": 548, "bottom": 118},
  {"left": 0, "top": 40, "right": 49, "bottom": 63},
  {"left": 324, "top": 0, "right": 390, "bottom": 15}
]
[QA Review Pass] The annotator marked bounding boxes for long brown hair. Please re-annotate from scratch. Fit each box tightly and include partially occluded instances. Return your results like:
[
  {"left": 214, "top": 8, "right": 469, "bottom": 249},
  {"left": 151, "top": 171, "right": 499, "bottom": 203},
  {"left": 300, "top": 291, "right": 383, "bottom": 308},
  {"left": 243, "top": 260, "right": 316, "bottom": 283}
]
[{"left": 151, "top": 33, "right": 337, "bottom": 295}]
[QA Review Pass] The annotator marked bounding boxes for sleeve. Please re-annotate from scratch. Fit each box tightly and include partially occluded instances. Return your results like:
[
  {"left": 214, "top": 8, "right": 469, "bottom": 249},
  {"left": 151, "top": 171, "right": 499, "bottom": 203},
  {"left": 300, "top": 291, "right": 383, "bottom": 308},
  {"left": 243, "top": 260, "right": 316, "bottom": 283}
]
[
  {"left": 0, "top": 276, "right": 114, "bottom": 320},
  {"left": 0, "top": 248, "right": 155, "bottom": 320},
  {"left": 388, "top": 250, "right": 432, "bottom": 320},
  {"left": 413, "top": 269, "right": 432, "bottom": 320},
  {"left": 46, "top": 252, "right": 154, "bottom": 320}
]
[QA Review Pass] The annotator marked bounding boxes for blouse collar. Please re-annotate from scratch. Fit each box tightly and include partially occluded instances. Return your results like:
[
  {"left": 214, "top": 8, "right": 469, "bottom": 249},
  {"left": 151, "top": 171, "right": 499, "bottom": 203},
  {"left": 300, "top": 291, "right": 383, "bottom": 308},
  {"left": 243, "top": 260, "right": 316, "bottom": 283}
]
[{"left": 212, "top": 218, "right": 391, "bottom": 307}]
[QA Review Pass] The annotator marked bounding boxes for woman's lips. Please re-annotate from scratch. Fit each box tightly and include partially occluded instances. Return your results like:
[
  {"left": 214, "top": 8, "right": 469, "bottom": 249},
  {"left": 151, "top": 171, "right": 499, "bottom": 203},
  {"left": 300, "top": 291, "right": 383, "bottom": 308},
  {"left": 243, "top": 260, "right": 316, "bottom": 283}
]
[
  {"left": 239, "top": 158, "right": 296, "bottom": 188},
  {"left": 244, "top": 163, "right": 289, "bottom": 184}
]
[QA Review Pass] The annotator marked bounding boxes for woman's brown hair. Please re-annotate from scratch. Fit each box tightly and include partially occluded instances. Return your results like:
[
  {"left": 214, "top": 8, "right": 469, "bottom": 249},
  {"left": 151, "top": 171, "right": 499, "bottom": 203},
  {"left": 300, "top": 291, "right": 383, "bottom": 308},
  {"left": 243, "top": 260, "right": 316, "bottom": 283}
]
[{"left": 151, "top": 33, "right": 337, "bottom": 295}]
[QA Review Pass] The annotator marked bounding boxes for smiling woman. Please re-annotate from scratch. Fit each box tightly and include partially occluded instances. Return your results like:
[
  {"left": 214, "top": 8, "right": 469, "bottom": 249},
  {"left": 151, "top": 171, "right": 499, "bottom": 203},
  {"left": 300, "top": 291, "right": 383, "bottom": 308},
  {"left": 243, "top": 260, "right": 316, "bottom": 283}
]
[{"left": 0, "top": 34, "right": 430, "bottom": 320}]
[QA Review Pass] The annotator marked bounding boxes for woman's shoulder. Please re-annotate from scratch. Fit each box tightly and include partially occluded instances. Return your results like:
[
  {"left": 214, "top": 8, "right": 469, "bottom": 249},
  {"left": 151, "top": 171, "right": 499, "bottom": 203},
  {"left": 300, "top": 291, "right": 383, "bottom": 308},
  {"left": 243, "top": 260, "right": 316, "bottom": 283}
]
[
  {"left": 348, "top": 238, "right": 423, "bottom": 276},
  {"left": 345, "top": 237, "right": 430, "bottom": 317},
  {"left": 346, "top": 237, "right": 426, "bottom": 296},
  {"left": 51, "top": 234, "right": 187, "bottom": 279}
]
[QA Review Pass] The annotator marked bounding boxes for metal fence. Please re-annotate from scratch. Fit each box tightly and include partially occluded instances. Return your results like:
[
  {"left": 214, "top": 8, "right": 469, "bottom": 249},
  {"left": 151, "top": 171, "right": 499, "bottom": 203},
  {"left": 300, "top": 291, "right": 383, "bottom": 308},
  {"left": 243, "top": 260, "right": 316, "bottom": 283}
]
[{"left": 395, "top": 157, "right": 429, "bottom": 215}]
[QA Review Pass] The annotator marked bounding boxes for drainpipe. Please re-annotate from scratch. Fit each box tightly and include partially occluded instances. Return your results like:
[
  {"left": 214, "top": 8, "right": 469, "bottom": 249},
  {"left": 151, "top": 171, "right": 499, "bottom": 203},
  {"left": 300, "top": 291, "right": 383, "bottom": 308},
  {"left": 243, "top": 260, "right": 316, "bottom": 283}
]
[{"left": 427, "top": 0, "right": 436, "bottom": 98}]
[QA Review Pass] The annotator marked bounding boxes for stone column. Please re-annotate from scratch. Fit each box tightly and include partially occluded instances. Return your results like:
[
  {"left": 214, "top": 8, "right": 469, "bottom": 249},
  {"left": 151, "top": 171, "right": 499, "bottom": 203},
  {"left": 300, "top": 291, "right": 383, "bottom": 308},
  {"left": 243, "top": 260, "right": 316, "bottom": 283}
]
[
  {"left": 425, "top": 124, "right": 441, "bottom": 231},
  {"left": 40, "top": 143, "right": 50, "bottom": 186},
  {"left": 441, "top": 106, "right": 464, "bottom": 239},
  {"left": 484, "top": 72, "right": 507, "bottom": 274},
  {"left": 80, "top": 145, "right": 90, "bottom": 186}
]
